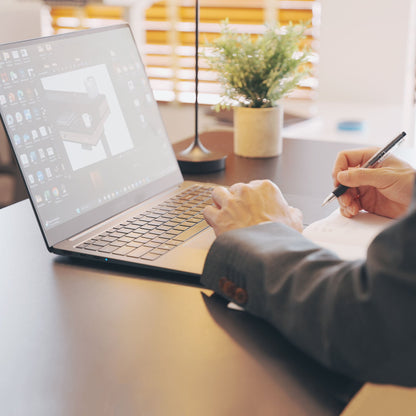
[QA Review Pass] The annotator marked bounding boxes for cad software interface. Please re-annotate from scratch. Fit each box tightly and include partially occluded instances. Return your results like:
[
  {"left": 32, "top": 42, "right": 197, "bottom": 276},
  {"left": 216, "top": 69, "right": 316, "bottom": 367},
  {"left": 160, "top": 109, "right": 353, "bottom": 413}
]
[{"left": 0, "top": 26, "right": 178, "bottom": 233}]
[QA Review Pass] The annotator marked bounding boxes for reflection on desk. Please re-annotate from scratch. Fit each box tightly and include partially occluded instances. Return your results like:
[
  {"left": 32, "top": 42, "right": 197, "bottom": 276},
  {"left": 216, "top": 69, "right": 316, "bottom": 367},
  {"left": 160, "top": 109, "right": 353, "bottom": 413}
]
[{"left": 0, "top": 199, "right": 361, "bottom": 415}]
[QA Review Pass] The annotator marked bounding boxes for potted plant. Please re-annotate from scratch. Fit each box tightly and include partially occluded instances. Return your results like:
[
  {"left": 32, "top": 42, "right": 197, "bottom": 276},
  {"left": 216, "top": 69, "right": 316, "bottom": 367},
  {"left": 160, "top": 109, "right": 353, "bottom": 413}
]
[{"left": 204, "top": 21, "right": 311, "bottom": 157}]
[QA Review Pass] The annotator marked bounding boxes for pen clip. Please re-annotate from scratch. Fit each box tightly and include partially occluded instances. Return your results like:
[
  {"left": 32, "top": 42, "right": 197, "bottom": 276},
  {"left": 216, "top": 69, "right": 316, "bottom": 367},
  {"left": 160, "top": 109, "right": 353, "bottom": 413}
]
[
  {"left": 371, "top": 151, "right": 389, "bottom": 167},
  {"left": 374, "top": 136, "right": 405, "bottom": 167},
  {"left": 365, "top": 133, "right": 406, "bottom": 168}
]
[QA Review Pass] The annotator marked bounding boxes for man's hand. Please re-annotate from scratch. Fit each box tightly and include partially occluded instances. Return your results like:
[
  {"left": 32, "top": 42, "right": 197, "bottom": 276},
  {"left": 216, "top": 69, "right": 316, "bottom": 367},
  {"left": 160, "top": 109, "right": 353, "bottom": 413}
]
[
  {"left": 333, "top": 148, "right": 416, "bottom": 219},
  {"left": 203, "top": 179, "right": 303, "bottom": 236}
]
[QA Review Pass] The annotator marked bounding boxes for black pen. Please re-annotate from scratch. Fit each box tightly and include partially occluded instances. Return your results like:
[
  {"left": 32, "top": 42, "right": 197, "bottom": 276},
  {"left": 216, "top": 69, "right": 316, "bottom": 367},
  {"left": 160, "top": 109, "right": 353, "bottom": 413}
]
[{"left": 322, "top": 131, "right": 407, "bottom": 207}]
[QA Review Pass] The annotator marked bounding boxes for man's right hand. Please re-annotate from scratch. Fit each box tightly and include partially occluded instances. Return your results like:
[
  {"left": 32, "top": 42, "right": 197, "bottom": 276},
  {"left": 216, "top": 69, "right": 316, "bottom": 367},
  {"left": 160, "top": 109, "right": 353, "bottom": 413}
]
[{"left": 332, "top": 148, "right": 416, "bottom": 219}]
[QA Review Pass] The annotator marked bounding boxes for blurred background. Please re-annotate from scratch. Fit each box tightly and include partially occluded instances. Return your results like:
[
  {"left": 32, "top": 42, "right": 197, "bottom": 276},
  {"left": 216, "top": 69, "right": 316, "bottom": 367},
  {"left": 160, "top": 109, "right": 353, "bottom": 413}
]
[{"left": 1, "top": 0, "right": 415, "bottom": 208}]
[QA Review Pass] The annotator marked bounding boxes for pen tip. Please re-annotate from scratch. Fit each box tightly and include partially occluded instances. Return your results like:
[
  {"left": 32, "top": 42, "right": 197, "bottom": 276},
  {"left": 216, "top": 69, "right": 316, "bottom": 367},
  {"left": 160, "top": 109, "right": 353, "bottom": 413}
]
[{"left": 321, "top": 194, "right": 335, "bottom": 207}]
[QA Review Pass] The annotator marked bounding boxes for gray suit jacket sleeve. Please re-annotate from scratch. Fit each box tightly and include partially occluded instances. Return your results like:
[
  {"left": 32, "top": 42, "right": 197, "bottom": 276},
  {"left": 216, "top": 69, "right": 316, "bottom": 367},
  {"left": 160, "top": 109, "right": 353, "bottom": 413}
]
[{"left": 201, "top": 182, "right": 416, "bottom": 386}]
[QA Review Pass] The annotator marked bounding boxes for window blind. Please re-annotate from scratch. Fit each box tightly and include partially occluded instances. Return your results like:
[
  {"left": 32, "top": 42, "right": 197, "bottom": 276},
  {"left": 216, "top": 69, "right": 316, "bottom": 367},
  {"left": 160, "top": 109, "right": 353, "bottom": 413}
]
[
  {"left": 45, "top": 2, "right": 125, "bottom": 33},
  {"left": 45, "top": 0, "right": 320, "bottom": 105},
  {"left": 143, "top": 0, "right": 320, "bottom": 104}
]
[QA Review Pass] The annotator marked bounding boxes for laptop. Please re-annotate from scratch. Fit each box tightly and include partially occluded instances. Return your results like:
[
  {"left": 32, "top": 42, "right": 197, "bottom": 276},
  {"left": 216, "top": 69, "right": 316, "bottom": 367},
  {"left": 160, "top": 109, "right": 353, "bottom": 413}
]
[{"left": 0, "top": 24, "right": 218, "bottom": 277}]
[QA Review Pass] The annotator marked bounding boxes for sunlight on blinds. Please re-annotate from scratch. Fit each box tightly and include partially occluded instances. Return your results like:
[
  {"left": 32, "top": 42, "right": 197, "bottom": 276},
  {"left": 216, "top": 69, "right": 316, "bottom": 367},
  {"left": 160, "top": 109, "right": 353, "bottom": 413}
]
[
  {"left": 47, "top": 4, "right": 125, "bottom": 33},
  {"left": 46, "top": 0, "right": 320, "bottom": 105},
  {"left": 144, "top": 0, "right": 320, "bottom": 104}
]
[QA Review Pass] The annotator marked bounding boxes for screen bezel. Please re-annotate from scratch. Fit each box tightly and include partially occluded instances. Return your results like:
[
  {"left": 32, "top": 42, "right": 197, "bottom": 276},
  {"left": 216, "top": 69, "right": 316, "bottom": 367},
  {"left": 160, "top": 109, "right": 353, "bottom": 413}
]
[{"left": 0, "top": 24, "right": 183, "bottom": 248}]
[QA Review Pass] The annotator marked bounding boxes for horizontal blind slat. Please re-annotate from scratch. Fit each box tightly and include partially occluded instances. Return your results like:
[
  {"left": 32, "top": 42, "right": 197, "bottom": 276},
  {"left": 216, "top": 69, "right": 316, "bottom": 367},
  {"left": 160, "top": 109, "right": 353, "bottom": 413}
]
[{"left": 47, "top": 1, "right": 320, "bottom": 105}]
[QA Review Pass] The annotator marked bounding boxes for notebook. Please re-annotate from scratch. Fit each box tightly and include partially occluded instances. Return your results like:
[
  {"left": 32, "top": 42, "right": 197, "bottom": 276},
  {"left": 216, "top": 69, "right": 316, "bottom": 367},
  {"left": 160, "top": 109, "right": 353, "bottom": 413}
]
[
  {"left": 302, "top": 208, "right": 392, "bottom": 260},
  {"left": 0, "top": 24, "right": 217, "bottom": 277}
]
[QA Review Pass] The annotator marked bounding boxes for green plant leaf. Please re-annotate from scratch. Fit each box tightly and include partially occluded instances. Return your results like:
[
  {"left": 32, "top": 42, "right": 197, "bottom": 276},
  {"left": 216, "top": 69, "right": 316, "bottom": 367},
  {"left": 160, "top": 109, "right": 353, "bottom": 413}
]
[{"left": 203, "top": 21, "right": 311, "bottom": 109}]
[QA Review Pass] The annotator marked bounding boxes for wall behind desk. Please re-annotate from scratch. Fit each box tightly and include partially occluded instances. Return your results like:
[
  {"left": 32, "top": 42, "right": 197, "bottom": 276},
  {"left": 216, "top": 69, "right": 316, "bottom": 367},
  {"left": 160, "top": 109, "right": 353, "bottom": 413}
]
[{"left": 318, "top": 0, "right": 416, "bottom": 143}]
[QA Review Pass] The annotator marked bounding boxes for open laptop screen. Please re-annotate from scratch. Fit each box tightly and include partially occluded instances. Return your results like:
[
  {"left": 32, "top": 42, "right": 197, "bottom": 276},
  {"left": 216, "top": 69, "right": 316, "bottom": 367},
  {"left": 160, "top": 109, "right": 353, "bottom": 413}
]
[{"left": 0, "top": 24, "right": 182, "bottom": 246}]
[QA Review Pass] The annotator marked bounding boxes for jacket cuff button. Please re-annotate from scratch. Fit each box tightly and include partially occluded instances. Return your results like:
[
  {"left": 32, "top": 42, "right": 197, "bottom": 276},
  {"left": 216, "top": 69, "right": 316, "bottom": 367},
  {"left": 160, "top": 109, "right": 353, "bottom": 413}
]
[{"left": 234, "top": 288, "right": 248, "bottom": 305}]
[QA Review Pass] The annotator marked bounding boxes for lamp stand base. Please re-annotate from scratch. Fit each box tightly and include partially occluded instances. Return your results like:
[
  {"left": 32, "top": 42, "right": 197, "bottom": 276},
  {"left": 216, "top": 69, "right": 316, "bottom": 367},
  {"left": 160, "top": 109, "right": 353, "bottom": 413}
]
[{"left": 175, "top": 140, "right": 227, "bottom": 173}]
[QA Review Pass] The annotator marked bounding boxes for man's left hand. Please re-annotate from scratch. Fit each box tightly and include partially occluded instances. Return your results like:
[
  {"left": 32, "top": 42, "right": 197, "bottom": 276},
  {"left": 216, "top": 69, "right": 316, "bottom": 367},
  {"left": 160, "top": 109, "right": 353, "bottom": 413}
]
[{"left": 203, "top": 180, "right": 303, "bottom": 236}]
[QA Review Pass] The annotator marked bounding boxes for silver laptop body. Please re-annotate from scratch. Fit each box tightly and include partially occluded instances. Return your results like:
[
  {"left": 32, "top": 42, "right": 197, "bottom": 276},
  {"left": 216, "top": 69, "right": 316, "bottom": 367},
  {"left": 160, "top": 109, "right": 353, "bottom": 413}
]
[{"left": 0, "top": 24, "right": 215, "bottom": 276}]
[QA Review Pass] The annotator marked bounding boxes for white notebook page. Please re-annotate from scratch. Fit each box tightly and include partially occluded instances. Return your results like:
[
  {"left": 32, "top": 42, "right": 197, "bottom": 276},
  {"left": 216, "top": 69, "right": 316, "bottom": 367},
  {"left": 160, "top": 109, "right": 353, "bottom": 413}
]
[{"left": 302, "top": 209, "right": 393, "bottom": 260}]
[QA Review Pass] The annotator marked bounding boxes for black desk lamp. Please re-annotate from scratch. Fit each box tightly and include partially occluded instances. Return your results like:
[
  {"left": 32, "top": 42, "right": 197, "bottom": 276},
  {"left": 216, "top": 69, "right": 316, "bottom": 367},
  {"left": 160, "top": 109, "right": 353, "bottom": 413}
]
[{"left": 175, "top": 0, "right": 227, "bottom": 173}]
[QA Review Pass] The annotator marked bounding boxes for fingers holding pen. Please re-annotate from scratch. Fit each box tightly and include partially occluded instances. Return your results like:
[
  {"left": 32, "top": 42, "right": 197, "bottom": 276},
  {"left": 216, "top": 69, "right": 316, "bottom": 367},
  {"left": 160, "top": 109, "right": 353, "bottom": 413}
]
[
  {"left": 338, "top": 191, "right": 361, "bottom": 217},
  {"left": 336, "top": 172, "right": 362, "bottom": 218},
  {"left": 333, "top": 162, "right": 367, "bottom": 218},
  {"left": 332, "top": 148, "right": 378, "bottom": 186}
]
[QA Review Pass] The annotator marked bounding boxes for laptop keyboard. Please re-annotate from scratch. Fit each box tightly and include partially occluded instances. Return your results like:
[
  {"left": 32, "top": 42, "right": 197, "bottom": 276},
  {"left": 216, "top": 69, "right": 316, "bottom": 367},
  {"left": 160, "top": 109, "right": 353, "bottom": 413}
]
[{"left": 75, "top": 184, "right": 214, "bottom": 261}]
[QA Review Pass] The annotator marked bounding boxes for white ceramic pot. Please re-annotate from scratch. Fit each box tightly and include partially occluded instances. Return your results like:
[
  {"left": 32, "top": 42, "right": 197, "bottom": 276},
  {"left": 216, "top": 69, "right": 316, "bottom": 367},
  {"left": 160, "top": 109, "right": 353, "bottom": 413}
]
[{"left": 233, "top": 106, "right": 283, "bottom": 158}]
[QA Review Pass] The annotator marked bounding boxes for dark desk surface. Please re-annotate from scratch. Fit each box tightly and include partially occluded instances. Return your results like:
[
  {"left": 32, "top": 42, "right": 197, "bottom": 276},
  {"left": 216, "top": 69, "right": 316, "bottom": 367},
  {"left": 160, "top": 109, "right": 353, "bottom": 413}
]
[{"left": 0, "top": 133, "right": 361, "bottom": 415}]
